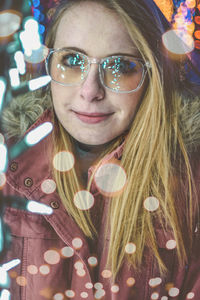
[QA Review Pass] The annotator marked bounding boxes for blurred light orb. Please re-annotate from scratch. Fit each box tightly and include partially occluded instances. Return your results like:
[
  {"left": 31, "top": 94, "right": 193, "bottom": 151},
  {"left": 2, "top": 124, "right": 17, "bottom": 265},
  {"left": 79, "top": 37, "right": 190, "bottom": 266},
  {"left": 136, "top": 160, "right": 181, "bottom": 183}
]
[
  {"left": 0, "top": 289, "right": 11, "bottom": 300},
  {"left": 0, "top": 267, "right": 9, "bottom": 287},
  {"left": 24, "top": 45, "right": 48, "bottom": 64},
  {"left": 187, "top": 292, "right": 195, "bottom": 299},
  {"left": 0, "top": 133, "right": 5, "bottom": 144},
  {"left": 151, "top": 292, "right": 159, "bottom": 300},
  {"left": 85, "top": 282, "right": 93, "bottom": 289},
  {"left": 74, "top": 190, "right": 94, "bottom": 210},
  {"left": 72, "top": 237, "right": 83, "bottom": 249},
  {"left": 101, "top": 270, "right": 112, "bottom": 279},
  {"left": 161, "top": 297, "right": 168, "bottom": 300},
  {"left": 166, "top": 239, "right": 177, "bottom": 250},
  {"left": 168, "top": 287, "right": 180, "bottom": 297},
  {"left": 125, "top": 243, "right": 136, "bottom": 254},
  {"left": 76, "top": 269, "right": 86, "bottom": 277},
  {"left": 27, "top": 265, "right": 38, "bottom": 275},
  {"left": 149, "top": 277, "right": 162, "bottom": 287},
  {"left": 39, "top": 265, "right": 50, "bottom": 275},
  {"left": 0, "top": 173, "right": 6, "bottom": 188},
  {"left": 162, "top": 29, "right": 194, "bottom": 54},
  {"left": 41, "top": 179, "right": 56, "bottom": 194},
  {"left": 61, "top": 246, "right": 74, "bottom": 258},
  {"left": 111, "top": 284, "right": 119, "bottom": 293},
  {"left": 0, "top": 11, "right": 21, "bottom": 37},
  {"left": 94, "top": 289, "right": 106, "bottom": 299},
  {"left": 25, "top": 122, "right": 53, "bottom": 146},
  {"left": 88, "top": 256, "right": 98, "bottom": 267},
  {"left": 94, "top": 283, "right": 103, "bottom": 290},
  {"left": 94, "top": 163, "right": 127, "bottom": 196},
  {"left": 143, "top": 197, "right": 159, "bottom": 212},
  {"left": 80, "top": 292, "right": 88, "bottom": 298},
  {"left": 53, "top": 151, "right": 75, "bottom": 172},
  {"left": 74, "top": 261, "right": 84, "bottom": 270},
  {"left": 65, "top": 290, "right": 75, "bottom": 298},
  {"left": 16, "top": 276, "right": 27, "bottom": 286},
  {"left": 44, "top": 250, "right": 60, "bottom": 265},
  {"left": 126, "top": 277, "right": 135, "bottom": 287},
  {"left": 53, "top": 293, "right": 64, "bottom": 300}
]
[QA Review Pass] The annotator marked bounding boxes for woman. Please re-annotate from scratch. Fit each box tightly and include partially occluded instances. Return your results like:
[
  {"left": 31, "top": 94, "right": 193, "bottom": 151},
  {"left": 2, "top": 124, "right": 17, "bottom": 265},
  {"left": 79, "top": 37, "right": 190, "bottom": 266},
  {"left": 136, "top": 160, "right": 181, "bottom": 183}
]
[{"left": 2, "top": 0, "right": 200, "bottom": 299}]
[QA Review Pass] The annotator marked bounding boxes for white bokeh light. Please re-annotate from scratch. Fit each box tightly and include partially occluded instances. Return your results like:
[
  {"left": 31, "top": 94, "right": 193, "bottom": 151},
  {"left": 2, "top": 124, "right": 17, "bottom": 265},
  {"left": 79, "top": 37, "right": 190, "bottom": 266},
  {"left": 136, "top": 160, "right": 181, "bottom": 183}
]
[
  {"left": 94, "top": 163, "right": 127, "bottom": 196},
  {"left": 143, "top": 197, "right": 159, "bottom": 212},
  {"left": 74, "top": 190, "right": 94, "bottom": 210},
  {"left": 53, "top": 151, "right": 75, "bottom": 172}
]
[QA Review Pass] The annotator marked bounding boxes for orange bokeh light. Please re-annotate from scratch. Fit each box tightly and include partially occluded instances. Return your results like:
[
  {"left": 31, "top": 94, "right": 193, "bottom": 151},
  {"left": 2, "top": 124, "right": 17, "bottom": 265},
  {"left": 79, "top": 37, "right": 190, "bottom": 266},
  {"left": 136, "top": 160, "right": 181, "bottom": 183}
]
[
  {"left": 194, "top": 30, "right": 200, "bottom": 39},
  {"left": 194, "top": 16, "right": 200, "bottom": 25}
]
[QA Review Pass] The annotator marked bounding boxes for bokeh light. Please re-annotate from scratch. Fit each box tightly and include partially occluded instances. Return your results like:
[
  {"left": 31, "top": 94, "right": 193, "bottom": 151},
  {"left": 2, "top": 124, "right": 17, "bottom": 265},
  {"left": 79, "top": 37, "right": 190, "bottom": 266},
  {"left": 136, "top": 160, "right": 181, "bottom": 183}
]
[
  {"left": 76, "top": 269, "right": 86, "bottom": 277},
  {"left": 0, "top": 173, "right": 6, "bottom": 189},
  {"left": 74, "top": 190, "right": 94, "bottom": 210},
  {"left": 44, "top": 250, "right": 60, "bottom": 265},
  {"left": 80, "top": 292, "right": 88, "bottom": 298},
  {"left": 187, "top": 292, "right": 195, "bottom": 299},
  {"left": 61, "top": 246, "right": 74, "bottom": 258},
  {"left": 126, "top": 277, "right": 135, "bottom": 287},
  {"left": 0, "top": 11, "right": 21, "bottom": 38},
  {"left": 94, "top": 289, "right": 105, "bottom": 299},
  {"left": 85, "top": 282, "right": 93, "bottom": 289},
  {"left": 168, "top": 287, "right": 180, "bottom": 297},
  {"left": 94, "top": 163, "right": 127, "bottom": 196},
  {"left": 16, "top": 276, "right": 27, "bottom": 286},
  {"left": 53, "top": 151, "right": 75, "bottom": 172},
  {"left": 39, "top": 264, "right": 50, "bottom": 275},
  {"left": 94, "top": 283, "right": 103, "bottom": 290},
  {"left": 0, "top": 78, "right": 6, "bottom": 112},
  {"left": 111, "top": 284, "right": 119, "bottom": 293},
  {"left": 151, "top": 292, "right": 159, "bottom": 300},
  {"left": 149, "top": 277, "right": 162, "bottom": 287},
  {"left": 72, "top": 237, "right": 83, "bottom": 249},
  {"left": 125, "top": 243, "right": 136, "bottom": 254},
  {"left": 0, "top": 144, "right": 8, "bottom": 173},
  {"left": 88, "top": 256, "right": 98, "bottom": 267},
  {"left": 25, "top": 122, "right": 53, "bottom": 146},
  {"left": 0, "top": 133, "right": 5, "bottom": 144},
  {"left": 41, "top": 179, "right": 56, "bottom": 194},
  {"left": 27, "top": 265, "right": 38, "bottom": 275},
  {"left": 101, "top": 270, "right": 112, "bottom": 279},
  {"left": 74, "top": 261, "right": 84, "bottom": 270},
  {"left": 65, "top": 290, "right": 75, "bottom": 298},
  {"left": 53, "top": 293, "right": 64, "bottom": 300},
  {"left": 27, "top": 201, "right": 53, "bottom": 215},
  {"left": 162, "top": 29, "right": 194, "bottom": 54},
  {"left": 143, "top": 197, "right": 159, "bottom": 212},
  {"left": 0, "top": 289, "right": 11, "bottom": 300},
  {"left": 166, "top": 239, "right": 177, "bottom": 250},
  {"left": 194, "top": 30, "right": 200, "bottom": 39},
  {"left": 160, "top": 297, "right": 168, "bottom": 300}
]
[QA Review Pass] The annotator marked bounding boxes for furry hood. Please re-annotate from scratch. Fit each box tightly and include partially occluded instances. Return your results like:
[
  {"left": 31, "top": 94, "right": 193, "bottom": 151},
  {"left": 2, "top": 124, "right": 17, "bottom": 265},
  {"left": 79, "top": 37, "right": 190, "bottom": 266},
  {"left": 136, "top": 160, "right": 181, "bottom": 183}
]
[{"left": 1, "top": 90, "right": 200, "bottom": 153}]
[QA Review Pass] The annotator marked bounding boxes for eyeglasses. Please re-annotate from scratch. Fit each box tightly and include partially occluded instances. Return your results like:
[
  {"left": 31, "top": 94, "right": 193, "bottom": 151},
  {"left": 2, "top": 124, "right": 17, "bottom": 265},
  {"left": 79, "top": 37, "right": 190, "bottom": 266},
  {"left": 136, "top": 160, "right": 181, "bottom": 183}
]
[{"left": 45, "top": 48, "right": 151, "bottom": 93}]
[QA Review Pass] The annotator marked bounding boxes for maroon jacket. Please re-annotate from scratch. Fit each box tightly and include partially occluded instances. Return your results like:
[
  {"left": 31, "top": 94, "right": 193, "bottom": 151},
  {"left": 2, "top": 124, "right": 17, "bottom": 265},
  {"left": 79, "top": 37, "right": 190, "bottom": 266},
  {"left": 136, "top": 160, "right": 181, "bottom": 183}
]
[{"left": 2, "top": 110, "right": 200, "bottom": 300}]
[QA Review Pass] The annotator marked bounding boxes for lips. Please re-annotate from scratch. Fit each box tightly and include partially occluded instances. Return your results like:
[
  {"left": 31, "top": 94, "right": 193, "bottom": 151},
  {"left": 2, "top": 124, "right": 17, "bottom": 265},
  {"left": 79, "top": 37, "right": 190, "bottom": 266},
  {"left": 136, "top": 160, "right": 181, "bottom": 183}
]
[{"left": 72, "top": 110, "right": 113, "bottom": 124}]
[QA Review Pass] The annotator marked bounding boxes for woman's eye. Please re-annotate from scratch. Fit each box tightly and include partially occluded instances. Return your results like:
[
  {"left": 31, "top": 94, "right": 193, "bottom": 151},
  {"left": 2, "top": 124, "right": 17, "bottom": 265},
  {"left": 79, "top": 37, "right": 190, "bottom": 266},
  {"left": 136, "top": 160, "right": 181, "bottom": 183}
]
[
  {"left": 61, "top": 54, "right": 82, "bottom": 67},
  {"left": 115, "top": 60, "right": 137, "bottom": 74}
]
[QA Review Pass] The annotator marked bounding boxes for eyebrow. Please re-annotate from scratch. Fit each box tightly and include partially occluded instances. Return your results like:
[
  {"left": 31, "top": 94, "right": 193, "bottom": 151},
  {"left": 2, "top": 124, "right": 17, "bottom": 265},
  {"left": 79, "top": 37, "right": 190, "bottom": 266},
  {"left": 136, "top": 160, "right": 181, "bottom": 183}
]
[{"left": 60, "top": 46, "right": 140, "bottom": 58}]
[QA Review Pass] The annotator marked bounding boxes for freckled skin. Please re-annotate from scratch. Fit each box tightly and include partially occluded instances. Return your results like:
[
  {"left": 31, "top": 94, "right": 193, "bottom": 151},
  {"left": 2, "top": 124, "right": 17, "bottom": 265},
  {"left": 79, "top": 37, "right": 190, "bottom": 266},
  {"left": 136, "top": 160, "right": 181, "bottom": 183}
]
[{"left": 51, "top": 2, "right": 146, "bottom": 147}]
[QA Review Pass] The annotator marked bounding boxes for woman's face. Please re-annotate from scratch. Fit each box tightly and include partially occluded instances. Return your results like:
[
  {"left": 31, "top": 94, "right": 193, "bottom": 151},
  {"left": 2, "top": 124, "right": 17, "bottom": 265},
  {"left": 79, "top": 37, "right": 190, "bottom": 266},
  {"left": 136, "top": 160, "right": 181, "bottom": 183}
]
[{"left": 51, "top": 1, "right": 146, "bottom": 146}]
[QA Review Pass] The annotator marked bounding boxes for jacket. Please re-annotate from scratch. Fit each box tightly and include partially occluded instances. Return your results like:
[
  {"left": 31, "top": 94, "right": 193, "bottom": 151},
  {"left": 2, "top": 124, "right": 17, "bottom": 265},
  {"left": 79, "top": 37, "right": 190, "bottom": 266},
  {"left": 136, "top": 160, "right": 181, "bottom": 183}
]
[{"left": 1, "top": 94, "right": 200, "bottom": 300}]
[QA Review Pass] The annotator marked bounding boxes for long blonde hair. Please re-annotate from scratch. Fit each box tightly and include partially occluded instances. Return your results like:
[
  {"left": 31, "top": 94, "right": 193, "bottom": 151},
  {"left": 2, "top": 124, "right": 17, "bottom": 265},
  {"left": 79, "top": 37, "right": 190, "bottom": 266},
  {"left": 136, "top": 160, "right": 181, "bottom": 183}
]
[{"left": 45, "top": 0, "right": 198, "bottom": 279}]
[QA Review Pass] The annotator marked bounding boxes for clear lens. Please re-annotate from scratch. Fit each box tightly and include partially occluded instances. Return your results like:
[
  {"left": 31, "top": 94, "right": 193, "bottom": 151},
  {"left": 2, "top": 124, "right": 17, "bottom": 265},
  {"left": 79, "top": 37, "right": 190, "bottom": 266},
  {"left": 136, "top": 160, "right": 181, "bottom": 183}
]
[
  {"left": 47, "top": 49, "right": 89, "bottom": 85},
  {"left": 101, "top": 56, "right": 144, "bottom": 92}
]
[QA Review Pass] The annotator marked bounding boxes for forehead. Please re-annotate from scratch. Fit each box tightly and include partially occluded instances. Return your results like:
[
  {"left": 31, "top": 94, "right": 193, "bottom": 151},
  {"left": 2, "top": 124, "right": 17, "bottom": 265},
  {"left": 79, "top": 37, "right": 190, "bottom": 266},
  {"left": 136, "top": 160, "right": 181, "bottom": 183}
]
[{"left": 54, "top": 2, "right": 137, "bottom": 57}]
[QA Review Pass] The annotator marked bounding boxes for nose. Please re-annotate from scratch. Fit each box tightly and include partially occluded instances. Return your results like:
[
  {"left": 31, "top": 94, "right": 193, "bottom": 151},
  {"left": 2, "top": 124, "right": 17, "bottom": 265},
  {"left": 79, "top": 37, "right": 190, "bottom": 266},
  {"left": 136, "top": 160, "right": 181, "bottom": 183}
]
[{"left": 80, "top": 64, "right": 105, "bottom": 102}]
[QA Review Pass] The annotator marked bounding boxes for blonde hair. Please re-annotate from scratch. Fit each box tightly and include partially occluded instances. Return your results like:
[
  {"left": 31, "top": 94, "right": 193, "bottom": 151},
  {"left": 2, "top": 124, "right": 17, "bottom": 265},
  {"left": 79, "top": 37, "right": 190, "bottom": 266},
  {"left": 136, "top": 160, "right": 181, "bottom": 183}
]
[{"left": 46, "top": 0, "right": 197, "bottom": 280}]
